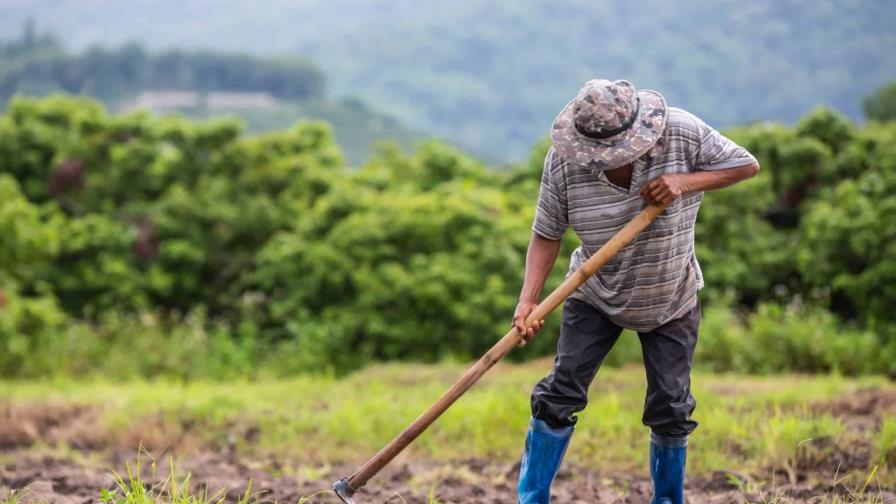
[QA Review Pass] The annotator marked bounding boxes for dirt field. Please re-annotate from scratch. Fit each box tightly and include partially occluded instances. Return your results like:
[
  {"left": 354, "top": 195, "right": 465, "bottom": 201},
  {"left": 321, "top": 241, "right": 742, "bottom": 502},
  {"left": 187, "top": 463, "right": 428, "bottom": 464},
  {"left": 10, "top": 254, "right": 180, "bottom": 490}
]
[
  {"left": 2, "top": 450, "right": 895, "bottom": 503},
  {"left": 2, "top": 379, "right": 895, "bottom": 503}
]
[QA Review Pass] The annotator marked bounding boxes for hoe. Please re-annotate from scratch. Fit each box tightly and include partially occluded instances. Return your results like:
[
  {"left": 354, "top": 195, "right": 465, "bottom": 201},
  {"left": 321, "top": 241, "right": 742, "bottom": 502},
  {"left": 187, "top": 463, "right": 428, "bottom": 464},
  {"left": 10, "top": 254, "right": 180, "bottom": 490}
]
[{"left": 333, "top": 203, "right": 668, "bottom": 503}]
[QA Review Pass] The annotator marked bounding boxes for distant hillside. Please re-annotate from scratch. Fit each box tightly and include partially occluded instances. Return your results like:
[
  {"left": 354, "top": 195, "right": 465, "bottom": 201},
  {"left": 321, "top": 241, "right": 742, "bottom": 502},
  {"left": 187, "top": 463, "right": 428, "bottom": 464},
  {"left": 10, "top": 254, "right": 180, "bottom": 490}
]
[
  {"left": 1, "top": 0, "right": 894, "bottom": 162},
  {"left": 0, "top": 27, "right": 421, "bottom": 165}
]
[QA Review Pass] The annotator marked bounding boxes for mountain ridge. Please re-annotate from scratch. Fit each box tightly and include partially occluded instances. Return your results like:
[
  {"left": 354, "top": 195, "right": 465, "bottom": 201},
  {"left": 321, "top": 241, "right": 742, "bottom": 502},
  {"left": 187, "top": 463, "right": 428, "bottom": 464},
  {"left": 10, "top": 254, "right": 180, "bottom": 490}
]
[{"left": 2, "top": 0, "right": 894, "bottom": 161}]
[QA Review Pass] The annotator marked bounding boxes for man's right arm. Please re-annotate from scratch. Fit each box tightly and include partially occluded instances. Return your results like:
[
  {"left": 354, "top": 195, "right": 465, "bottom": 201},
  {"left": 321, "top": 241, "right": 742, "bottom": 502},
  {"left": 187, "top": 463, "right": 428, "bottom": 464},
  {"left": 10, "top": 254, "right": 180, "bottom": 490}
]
[{"left": 513, "top": 231, "right": 562, "bottom": 346}]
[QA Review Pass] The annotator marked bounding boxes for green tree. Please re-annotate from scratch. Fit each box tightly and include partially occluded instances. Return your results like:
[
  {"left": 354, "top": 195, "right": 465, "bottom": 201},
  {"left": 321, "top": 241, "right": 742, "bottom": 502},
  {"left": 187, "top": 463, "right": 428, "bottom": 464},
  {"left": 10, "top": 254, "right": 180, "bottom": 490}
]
[
  {"left": 863, "top": 81, "right": 896, "bottom": 122},
  {"left": 0, "top": 30, "right": 325, "bottom": 104},
  {"left": 3, "top": 95, "right": 896, "bottom": 377},
  {"left": 798, "top": 122, "right": 896, "bottom": 328},
  {"left": 0, "top": 174, "right": 71, "bottom": 377}
]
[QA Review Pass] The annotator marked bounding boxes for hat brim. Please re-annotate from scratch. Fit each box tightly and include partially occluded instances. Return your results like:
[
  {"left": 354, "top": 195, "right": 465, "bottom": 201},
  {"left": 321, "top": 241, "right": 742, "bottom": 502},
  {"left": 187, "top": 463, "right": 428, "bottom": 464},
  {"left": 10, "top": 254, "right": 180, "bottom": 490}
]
[{"left": 550, "top": 90, "right": 667, "bottom": 171}]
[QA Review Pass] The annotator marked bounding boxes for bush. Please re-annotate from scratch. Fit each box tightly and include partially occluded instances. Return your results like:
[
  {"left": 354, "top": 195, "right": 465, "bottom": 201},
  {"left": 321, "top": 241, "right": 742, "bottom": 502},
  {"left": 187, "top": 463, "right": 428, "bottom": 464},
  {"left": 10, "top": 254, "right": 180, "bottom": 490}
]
[
  {"left": 697, "top": 301, "right": 887, "bottom": 376},
  {"left": 1, "top": 96, "right": 895, "bottom": 378},
  {"left": 798, "top": 123, "right": 896, "bottom": 329},
  {"left": 0, "top": 286, "right": 70, "bottom": 377}
]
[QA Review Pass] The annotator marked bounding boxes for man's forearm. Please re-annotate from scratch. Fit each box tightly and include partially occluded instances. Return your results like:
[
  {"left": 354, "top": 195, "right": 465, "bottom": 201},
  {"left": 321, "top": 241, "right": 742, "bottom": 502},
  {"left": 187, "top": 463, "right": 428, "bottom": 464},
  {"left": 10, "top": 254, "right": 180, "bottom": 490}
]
[
  {"left": 641, "top": 162, "right": 760, "bottom": 205},
  {"left": 519, "top": 232, "right": 562, "bottom": 302},
  {"left": 679, "top": 162, "right": 760, "bottom": 193}
]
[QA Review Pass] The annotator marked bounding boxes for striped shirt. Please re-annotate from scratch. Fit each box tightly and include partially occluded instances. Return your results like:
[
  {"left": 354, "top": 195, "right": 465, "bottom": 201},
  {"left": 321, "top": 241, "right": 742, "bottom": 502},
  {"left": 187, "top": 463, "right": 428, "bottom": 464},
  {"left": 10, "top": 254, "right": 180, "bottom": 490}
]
[{"left": 533, "top": 107, "right": 757, "bottom": 331}]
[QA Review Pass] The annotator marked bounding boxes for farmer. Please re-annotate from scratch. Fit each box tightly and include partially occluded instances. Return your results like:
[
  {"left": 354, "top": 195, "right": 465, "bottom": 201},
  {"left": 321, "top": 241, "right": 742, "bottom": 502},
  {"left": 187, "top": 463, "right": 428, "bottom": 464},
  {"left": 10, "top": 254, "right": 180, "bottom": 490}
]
[{"left": 513, "top": 79, "right": 759, "bottom": 504}]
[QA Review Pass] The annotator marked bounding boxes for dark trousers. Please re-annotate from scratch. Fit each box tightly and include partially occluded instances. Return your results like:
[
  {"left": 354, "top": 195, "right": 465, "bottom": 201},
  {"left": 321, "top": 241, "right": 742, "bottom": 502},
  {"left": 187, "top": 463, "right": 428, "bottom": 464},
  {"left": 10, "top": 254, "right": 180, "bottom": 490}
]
[{"left": 530, "top": 298, "right": 700, "bottom": 438}]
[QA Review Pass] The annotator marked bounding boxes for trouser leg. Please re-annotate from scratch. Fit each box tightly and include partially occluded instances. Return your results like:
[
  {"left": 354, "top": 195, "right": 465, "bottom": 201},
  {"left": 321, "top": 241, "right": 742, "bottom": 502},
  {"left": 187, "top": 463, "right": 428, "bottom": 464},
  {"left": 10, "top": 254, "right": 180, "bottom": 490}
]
[
  {"left": 519, "top": 298, "right": 622, "bottom": 503},
  {"left": 638, "top": 300, "right": 701, "bottom": 504},
  {"left": 530, "top": 298, "right": 623, "bottom": 427}
]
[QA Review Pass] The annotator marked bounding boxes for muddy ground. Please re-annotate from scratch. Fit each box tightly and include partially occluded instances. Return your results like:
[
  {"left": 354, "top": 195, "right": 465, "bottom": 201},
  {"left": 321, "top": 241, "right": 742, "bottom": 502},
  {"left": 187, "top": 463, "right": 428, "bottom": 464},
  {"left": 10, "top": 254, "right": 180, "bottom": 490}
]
[
  {"left": 2, "top": 390, "right": 895, "bottom": 503},
  {"left": 3, "top": 452, "right": 894, "bottom": 504}
]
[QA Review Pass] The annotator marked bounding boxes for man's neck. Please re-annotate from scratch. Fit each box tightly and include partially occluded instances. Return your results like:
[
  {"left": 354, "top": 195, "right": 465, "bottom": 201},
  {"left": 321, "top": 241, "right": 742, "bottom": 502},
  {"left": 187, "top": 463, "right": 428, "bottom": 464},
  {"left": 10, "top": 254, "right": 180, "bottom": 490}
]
[{"left": 604, "top": 163, "right": 634, "bottom": 190}]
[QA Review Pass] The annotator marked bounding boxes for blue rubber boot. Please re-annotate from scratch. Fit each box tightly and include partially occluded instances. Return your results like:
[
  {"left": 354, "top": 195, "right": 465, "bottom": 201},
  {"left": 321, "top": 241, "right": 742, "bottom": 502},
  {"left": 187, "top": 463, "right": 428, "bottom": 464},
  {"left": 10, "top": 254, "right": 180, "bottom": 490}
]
[
  {"left": 517, "top": 418, "right": 574, "bottom": 504},
  {"left": 649, "top": 432, "right": 688, "bottom": 504}
]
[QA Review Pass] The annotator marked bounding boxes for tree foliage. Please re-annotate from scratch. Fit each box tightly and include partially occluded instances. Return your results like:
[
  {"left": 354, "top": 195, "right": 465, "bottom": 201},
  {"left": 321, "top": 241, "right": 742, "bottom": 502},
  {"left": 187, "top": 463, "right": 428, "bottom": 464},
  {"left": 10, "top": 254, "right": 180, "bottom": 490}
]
[
  {"left": 1, "top": 96, "right": 895, "bottom": 378},
  {"left": 863, "top": 81, "right": 896, "bottom": 122},
  {"left": 0, "top": 27, "right": 420, "bottom": 166},
  {"left": 798, "top": 122, "right": 896, "bottom": 327},
  {"left": 0, "top": 29, "right": 324, "bottom": 104}
]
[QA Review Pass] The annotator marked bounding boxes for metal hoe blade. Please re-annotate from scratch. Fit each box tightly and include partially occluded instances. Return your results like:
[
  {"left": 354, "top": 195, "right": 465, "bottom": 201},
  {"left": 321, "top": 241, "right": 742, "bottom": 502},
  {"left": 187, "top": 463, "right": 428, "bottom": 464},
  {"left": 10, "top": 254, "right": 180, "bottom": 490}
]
[{"left": 333, "top": 478, "right": 356, "bottom": 504}]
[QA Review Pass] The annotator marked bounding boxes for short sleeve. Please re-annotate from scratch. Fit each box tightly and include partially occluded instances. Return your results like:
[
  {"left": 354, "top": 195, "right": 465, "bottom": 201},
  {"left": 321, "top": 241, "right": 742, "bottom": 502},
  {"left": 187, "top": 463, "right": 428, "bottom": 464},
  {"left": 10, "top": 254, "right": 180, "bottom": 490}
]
[
  {"left": 693, "top": 117, "right": 758, "bottom": 171},
  {"left": 531, "top": 148, "right": 569, "bottom": 240}
]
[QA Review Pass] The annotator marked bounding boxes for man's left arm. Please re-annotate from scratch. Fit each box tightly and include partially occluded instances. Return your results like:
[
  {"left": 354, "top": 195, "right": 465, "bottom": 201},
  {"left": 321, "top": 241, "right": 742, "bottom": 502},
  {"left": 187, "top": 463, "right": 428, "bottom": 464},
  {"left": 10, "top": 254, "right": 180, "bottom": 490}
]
[
  {"left": 640, "top": 162, "right": 759, "bottom": 205},
  {"left": 641, "top": 117, "right": 760, "bottom": 205}
]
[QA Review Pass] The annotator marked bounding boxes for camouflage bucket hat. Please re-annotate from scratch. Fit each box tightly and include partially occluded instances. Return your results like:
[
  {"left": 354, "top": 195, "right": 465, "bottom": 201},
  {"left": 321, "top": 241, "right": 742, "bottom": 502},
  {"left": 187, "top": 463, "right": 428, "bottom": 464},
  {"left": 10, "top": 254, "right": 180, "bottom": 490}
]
[{"left": 551, "top": 79, "right": 667, "bottom": 170}]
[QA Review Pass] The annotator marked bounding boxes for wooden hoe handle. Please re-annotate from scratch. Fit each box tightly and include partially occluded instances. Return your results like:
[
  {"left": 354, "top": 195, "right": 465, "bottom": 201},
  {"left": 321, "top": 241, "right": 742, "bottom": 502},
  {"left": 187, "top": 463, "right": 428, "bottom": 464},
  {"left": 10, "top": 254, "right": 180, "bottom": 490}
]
[{"left": 333, "top": 203, "right": 669, "bottom": 502}]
